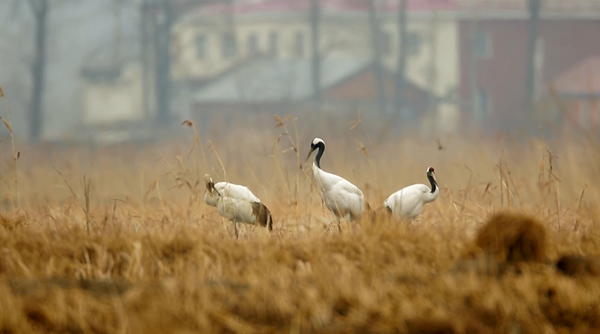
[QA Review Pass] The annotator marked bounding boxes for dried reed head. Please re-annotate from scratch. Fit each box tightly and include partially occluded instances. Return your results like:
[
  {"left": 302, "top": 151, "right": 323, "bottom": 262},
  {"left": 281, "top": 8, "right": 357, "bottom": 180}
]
[{"left": 0, "top": 213, "right": 26, "bottom": 230}]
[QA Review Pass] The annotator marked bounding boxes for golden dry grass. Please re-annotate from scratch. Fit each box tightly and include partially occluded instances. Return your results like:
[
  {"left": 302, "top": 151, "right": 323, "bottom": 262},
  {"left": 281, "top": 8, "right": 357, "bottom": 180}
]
[{"left": 1, "top": 115, "right": 600, "bottom": 334}]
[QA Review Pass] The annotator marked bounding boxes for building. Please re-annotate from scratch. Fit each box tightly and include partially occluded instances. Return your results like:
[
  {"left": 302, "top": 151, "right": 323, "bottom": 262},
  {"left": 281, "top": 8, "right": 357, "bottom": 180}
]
[
  {"left": 172, "top": 0, "right": 461, "bottom": 103},
  {"left": 74, "top": 0, "right": 221, "bottom": 144},
  {"left": 190, "top": 56, "right": 430, "bottom": 129},
  {"left": 457, "top": 0, "right": 600, "bottom": 131},
  {"left": 80, "top": 60, "right": 158, "bottom": 144},
  {"left": 544, "top": 56, "right": 600, "bottom": 129}
]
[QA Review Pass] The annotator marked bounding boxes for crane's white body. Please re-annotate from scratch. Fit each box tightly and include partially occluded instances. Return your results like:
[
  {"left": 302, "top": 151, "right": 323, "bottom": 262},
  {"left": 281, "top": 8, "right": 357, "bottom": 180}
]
[
  {"left": 204, "top": 182, "right": 260, "bottom": 207},
  {"left": 214, "top": 195, "right": 260, "bottom": 225},
  {"left": 203, "top": 174, "right": 272, "bottom": 238},
  {"left": 383, "top": 167, "right": 439, "bottom": 221},
  {"left": 306, "top": 138, "right": 368, "bottom": 228},
  {"left": 312, "top": 162, "right": 368, "bottom": 221}
]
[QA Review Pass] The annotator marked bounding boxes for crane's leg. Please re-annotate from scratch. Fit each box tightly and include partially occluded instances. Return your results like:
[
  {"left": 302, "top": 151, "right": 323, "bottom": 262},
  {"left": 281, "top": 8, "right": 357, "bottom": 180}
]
[
  {"left": 337, "top": 218, "right": 342, "bottom": 234},
  {"left": 234, "top": 222, "right": 239, "bottom": 239},
  {"left": 346, "top": 213, "right": 358, "bottom": 234}
]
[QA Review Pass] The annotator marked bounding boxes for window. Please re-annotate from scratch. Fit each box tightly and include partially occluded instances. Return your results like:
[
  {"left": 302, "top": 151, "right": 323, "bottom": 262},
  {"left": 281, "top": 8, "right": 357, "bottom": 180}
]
[
  {"left": 473, "top": 30, "right": 492, "bottom": 59},
  {"left": 475, "top": 89, "right": 492, "bottom": 116},
  {"left": 294, "top": 31, "right": 304, "bottom": 57},
  {"left": 407, "top": 31, "right": 420, "bottom": 55},
  {"left": 380, "top": 31, "right": 392, "bottom": 55},
  {"left": 247, "top": 33, "right": 258, "bottom": 55},
  {"left": 221, "top": 32, "right": 237, "bottom": 59},
  {"left": 196, "top": 33, "right": 207, "bottom": 59},
  {"left": 269, "top": 31, "right": 278, "bottom": 55}
]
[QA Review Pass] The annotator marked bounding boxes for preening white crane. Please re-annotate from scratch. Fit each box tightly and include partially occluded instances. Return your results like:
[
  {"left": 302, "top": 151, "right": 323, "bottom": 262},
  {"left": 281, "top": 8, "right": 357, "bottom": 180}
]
[
  {"left": 381, "top": 166, "right": 439, "bottom": 221},
  {"left": 305, "top": 138, "right": 370, "bottom": 232},
  {"left": 203, "top": 175, "right": 261, "bottom": 207},
  {"left": 204, "top": 174, "right": 273, "bottom": 238}
]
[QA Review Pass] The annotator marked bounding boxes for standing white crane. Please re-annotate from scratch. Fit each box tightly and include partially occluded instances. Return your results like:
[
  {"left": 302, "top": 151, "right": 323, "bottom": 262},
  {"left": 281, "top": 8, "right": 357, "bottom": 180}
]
[
  {"left": 305, "top": 138, "right": 370, "bottom": 233},
  {"left": 204, "top": 174, "right": 273, "bottom": 238},
  {"left": 381, "top": 166, "right": 439, "bottom": 221}
]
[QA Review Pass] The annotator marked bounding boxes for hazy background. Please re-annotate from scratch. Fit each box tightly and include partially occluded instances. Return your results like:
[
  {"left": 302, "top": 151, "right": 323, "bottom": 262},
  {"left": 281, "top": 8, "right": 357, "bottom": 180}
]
[{"left": 1, "top": 0, "right": 599, "bottom": 145}]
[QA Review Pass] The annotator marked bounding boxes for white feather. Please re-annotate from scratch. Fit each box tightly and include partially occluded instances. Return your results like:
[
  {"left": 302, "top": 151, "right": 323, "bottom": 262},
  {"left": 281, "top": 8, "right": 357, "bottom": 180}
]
[
  {"left": 312, "top": 163, "right": 367, "bottom": 221},
  {"left": 214, "top": 196, "right": 259, "bottom": 224},
  {"left": 383, "top": 170, "right": 439, "bottom": 220},
  {"left": 204, "top": 174, "right": 272, "bottom": 238},
  {"left": 204, "top": 182, "right": 261, "bottom": 207}
]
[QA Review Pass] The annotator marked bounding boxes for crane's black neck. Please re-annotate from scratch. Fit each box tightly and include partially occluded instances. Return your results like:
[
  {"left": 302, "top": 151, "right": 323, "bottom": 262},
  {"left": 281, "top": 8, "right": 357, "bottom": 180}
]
[
  {"left": 427, "top": 173, "right": 437, "bottom": 193},
  {"left": 313, "top": 142, "right": 325, "bottom": 169}
]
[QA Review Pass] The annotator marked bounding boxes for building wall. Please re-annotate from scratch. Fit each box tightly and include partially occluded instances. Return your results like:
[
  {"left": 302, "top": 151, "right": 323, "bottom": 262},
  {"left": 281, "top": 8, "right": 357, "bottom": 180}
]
[
  {"left": 83, "top": 63, "right": 147, "bottom": 125},
  {"left": 172, "top": 13, "right": 459, "bottom": 98},
  {"left": 459, "top": 19, "right": 600, "bottom": 130},
  {"left": 379, "top": 16, "right": 459, "bottom": 98},
  {"left": 542, "top": 21, "right": 600, "bottom": 83},
  {"left": 173, "top": 17, "right": 310, "bottom": 80}
]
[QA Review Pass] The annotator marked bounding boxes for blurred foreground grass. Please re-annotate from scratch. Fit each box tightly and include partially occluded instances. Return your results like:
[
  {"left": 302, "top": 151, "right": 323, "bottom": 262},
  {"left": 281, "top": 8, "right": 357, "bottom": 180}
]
[{"left": 0, "top": 118, "right": 600, "bottom": 333}]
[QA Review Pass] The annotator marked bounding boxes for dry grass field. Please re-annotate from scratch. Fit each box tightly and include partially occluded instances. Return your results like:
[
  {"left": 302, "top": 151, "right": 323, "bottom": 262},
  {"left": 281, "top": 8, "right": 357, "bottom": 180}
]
[{"left": 0, "top": 113, "right": 600, "bottom": 334}]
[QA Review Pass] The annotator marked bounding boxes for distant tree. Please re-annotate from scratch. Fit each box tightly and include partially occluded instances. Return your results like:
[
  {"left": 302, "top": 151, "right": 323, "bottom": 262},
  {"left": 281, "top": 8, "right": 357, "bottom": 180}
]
[
  {"left": 153, "top": 0, "right": 174, "bottom": 126},
  {"left": 525, "top": 0, "right": 541, "bottom": 112},
  {"left": 366, "top": 0, "right": 387, "bottom": 114},
  {"left": 309, "top": 0, "right": 321, "bottom": 112},
  {"left": 393, "top": 0, "right": 407, "bottom": 115},
  {"left": 468, "top": 4, "right": 480, "bottom": 121},
  {"left": 144, "top": 0, "right": 218, "bottom": 126},
  {"left": 0, "top": 3, "right": 32, "bottom": 128},
  {"left": 27, "top": 0, "right": 49, "bottom": 142}
]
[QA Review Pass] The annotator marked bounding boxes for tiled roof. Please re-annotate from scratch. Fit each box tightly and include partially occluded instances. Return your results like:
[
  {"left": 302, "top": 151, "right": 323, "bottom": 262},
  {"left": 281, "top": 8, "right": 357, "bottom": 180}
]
[
  {"left": 193, "top": 56, "right": 371, "bottom": 103},
  {"left": 456, "top": 0, "right": 600, "bottom": 12},
  {"left": 186, "top": 0, "right": 457, "bottom": 17},
  {"left": 550, "top": 56, "right": 600, "bottom": 96}
]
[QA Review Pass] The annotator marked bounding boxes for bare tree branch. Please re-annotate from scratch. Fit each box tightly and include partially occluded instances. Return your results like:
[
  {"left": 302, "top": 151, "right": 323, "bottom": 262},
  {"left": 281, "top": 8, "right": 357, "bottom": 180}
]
[
  {"left": 525, "top": 0, "right": 541, "bottom": 112},
  {"left": 309, "top": 0, "right": 321, "bottom": 112},
  {"left": 10, "top": 0, "right": 23, "bottom": 19},
  {"left": 366, "top": 0, "right": 387, "bottom": 114},
  {"left": 394, "top": 0, "right": 407, "bottom": 115},
  {"left": 27, "top": 0, "right": 41, "bottom": 15}
]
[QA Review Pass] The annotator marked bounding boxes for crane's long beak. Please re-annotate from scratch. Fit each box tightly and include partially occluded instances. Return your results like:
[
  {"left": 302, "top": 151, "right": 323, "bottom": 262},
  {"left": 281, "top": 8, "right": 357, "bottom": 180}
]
[
  {"left": 204, "top": 175, "right": 221, "bottom": 196},
  {"left": 211, "top": 183, "right": 221, "bottom": 196},
  {"left": 305, "top": 147, "right": 316, "bottom": 163}
]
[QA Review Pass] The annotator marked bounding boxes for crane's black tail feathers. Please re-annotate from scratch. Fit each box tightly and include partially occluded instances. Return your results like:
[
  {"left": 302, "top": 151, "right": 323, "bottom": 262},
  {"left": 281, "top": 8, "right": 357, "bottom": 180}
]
[{"left": 252, "top": 202, "right": 274, "bottom": 231}]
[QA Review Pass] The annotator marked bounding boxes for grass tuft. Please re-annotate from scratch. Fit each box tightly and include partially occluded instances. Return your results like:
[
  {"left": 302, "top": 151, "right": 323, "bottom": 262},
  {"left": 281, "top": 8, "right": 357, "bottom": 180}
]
[{"left": 0, "top": 116, "right": 599, "bottom": 332}]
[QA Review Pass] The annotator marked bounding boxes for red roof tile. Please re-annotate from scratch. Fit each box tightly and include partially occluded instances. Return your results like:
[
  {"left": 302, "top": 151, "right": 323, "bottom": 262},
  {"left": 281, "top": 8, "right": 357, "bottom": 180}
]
[
  {"left": 456, "top": 0, "right": 600, "bottom": 11},
  {"left": 551, "top": 56, "right": 600, "bottom": 95},
  {"left": 188, "top": 0, "right": 457, "bottom": 16}
]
